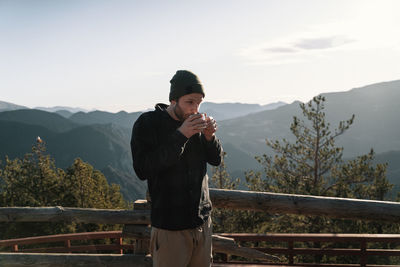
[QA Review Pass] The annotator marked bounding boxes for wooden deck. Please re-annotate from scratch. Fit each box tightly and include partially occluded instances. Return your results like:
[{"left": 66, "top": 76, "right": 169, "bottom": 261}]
[{"left": 213, "top": 266, "right": 351, "bottom": 267}]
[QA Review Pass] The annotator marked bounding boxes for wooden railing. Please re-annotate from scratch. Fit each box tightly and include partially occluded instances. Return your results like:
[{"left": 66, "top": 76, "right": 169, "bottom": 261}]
[
  {"left": 2, "top": 231, "right": 400, "bottom": 266},
  {"left": 217, "top": 233, "right": 400, "bottom": 266},
  {"left": 3, "top": 189, "right": 400, "bottom": 224},
  {"left": 209, "top": 189, "right": 400, "bottom": 222},
  {"left": 0, "top": 231, "right": 130, "bottom": 254},
  {"left": 2, "top": 188, "right": 400, "bottom": 266}
]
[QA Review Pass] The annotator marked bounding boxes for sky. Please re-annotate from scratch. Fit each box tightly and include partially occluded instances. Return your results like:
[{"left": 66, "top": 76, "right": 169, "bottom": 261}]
[{"left": 1, "top": 0, "right": 400, "bottom": 112}]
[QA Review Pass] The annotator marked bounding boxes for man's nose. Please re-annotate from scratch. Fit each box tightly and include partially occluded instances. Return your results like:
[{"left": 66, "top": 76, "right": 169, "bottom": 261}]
[{"left": 192, "top": 105, "right": 200, "bottom": 114}]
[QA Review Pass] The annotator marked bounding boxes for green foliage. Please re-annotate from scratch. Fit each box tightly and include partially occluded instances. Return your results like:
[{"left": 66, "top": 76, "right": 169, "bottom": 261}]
[
  {"left": 0, "top": 141, "right": 65, "bottom": 207},
  {"left": 211, "top": 152, "right": 266, "bottom": 234},
  {"left": 211, "top": 152, "right": 239, "bottom": 233},
  {"left": 62, "top": 158, "right": 126, "bottom": 209},
  {"left": 248, "top": 95, "right": 392, "bottom": 198},
  {"left": 219, "top": 96, "right": 396, "bottom": 264},
  {"left": 0, "top": 139, "right": 129, "bottom": 239},
  {"left": 211, "top": 152, "right": 240, "bottom": 191},
  {"left": 252, "top": 95, "right": 357, "bottom": 196}
]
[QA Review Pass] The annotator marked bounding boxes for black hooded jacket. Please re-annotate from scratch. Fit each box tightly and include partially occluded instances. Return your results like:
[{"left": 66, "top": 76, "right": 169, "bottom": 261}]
[{"left": 130, "top": 103, "right": 223, "bottom": 230}]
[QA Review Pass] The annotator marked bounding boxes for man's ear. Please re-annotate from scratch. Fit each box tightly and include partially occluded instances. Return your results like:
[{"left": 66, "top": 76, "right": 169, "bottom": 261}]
[{"left": 170, "top": 99, "right": 177, "bottom": 106}]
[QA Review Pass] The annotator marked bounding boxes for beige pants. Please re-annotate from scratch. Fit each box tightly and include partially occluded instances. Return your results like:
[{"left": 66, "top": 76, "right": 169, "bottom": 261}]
[{"left": 150, "top": 218, "right": 212, "bottom": 267}]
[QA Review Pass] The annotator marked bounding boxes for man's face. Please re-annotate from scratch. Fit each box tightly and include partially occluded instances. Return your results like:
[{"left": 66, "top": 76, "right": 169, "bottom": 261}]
[{"left": 172, "top": 93, "right": 204, "bottom": 121}]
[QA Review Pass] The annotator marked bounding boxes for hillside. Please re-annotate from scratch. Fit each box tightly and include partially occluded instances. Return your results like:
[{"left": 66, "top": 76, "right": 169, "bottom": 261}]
[
  {"left": 218, "top": 80, "right": 400, "bottom": 169},
  {"left": 0, "top": 109, "right": 80, "bottom": 132},
  {"left": 0, "top": 120, "right": 56, "bottom": 159},
  {"left": 0, "top": 118, "right": 144, "bottom": 201},
  {"left": 69, "top": 110, "right": 141, "bottom": 129}
]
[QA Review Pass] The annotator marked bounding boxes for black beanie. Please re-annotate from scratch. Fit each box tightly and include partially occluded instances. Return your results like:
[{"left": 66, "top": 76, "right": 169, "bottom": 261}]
[{"left": 169, "top": 70, "right": 205, "bottom": 101}]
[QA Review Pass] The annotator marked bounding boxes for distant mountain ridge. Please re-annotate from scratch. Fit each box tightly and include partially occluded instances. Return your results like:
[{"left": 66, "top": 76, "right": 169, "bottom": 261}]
[
  {"left": 1, "top": 79, "right": 400, "bottom": 200},
  {"left": 0, "top": 100, "right": 286, "bottom": 122},
  {"left": 215, "top": 79, "right": 400, "bottom": 199},
  {"left": 69, "top": 110, "right": 142, "bottom": 129},
  {"left": 35, "top": 106, "right": 90, "bottom": 114},
  {"left": 199, "top": 101, "right": 287, "bottom": 121},
  {"left": 0, "top": 118, "right": 146, "bottom": 201},
  {"left": 0, "top": 100, "right": 27, "bottom": 112},
  {"left": 0, "top": 109, "right": 80, "bottom": 132},
  {"left": 219, "top": 80, "right": 400, "bottom": 161}
]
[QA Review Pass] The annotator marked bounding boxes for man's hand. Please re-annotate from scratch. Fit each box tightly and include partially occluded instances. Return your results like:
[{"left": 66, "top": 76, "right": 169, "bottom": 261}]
[
  {"left": 178, "top": 114, "right": 207, "bottom": 139},
  {"left": 202, "top": 115, "right": 217, "bottom": 141}
]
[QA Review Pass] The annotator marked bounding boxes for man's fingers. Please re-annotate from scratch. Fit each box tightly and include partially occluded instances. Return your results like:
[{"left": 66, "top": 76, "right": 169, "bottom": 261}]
[
  {"left": 210, "top": 120, "right": 217, "bottom": 130},
  {"left": 188, "top": 114, "right": 202, "bottom": 122}
]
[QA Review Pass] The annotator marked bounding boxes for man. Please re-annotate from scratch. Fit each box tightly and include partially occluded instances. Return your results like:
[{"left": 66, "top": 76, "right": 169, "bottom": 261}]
[{"left": 131, "top": 70, "right": 223, "bottom": 267}]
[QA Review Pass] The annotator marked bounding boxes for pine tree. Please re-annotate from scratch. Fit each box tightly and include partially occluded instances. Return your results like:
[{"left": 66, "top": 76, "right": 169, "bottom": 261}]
[
  {"left": 0, "top": 138, "right": 128, "bottom": 238},
  {"left": 0, "top": 138, "right": 65, "bottom": 207},
  {"left": 247, "top": 95, "right": 392, "bottom": 207},
  {"left": 244, "top": 96, "right": 395, "bottom": 264}
]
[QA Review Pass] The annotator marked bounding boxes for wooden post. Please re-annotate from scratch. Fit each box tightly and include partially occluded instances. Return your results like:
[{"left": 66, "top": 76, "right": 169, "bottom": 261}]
[
  {"left": 123, "top": 200, "right": 151, "bottom": 255},
  {"left": 360, "top": 241, "right": 367, "bottom": 267},
  {"left": 117, "top": 237, "right": 123, "bottom": 255},
  {"left": 64, "top": 240, "right": 71, "bottom": 253},
  {"left": 12, "top": 244, "right": 18, "bottom": 252},
  {"left": 288, "top": 241, "right": 294, "bottom": 265},
  {"left": 221, "top": 253, "right": 228, "bottom": 263}
]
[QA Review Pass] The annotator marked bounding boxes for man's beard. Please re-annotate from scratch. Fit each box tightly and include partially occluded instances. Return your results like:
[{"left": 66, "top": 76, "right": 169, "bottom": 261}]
[{"left": 173, "top": 102, "right": 190, "bottom": 121}]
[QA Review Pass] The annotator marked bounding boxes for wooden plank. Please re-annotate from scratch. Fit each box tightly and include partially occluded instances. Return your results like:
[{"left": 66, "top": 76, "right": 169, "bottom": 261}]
[
  {"left": 218, "top": 233, "right": 400, "bottom": 243},
  {"left": 0, "top": 207, "right": 150, "bottom": 224},
  {"left": 21, "top": 244, "right": 134, "bottom": 253},
  {"left": 213, "top": 263, "right": 399, "bottom": 267},
  {"left": 3, "top": 187, "right": 400, "bottom": 225},
  {"left": 0, "top": 253, "right": 152, "bottom": 267},
  {"left": 210, "top": 188, "right": 400, "bottom": 222},
  {"left": 366, "top": 249, "right": 400, "bottom": 256},
  {"left": 255, "top": 247, "right": 400, "bottom": 257},
  {"left": 0, "top": 231, "right": 124, "bottom": 246},
  {"left": 258, "top": 247, "right": 363, "bottom": 256},
  {"left": 213, "top": 235, "right": 280, "bottom": 262},
  {"left": 212, "top": 263, "right": 363, "bottom": 267}
]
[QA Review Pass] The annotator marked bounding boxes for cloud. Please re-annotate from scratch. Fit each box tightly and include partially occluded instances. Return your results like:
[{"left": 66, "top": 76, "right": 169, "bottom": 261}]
[
  {"left": 239, "top": 0, "right": 400, "bottom": 66},
  {"left": 264, "top": 47, "right": 298, "bottom": 53},
  {"left": 293, "top": 36, "right": 355, "bottom": 50},
  {"left": 240, "top": 33, "right": 357, "bottom": 65}
]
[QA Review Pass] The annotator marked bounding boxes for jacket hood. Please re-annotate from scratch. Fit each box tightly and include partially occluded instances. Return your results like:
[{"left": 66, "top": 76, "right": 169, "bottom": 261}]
[
  {"left": 154, "top": 103, "right": 181, "bottom": 123},
  {"left": 155, "top": 103, "right": 169, "bottom": 111}
]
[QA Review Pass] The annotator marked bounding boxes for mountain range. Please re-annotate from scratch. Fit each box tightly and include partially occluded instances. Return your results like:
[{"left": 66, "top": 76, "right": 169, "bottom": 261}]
[
  {"left": 0, "top": 101, "right": 27, "bottom": 112},
  {"left": 0, "top": 101, "right": 285, "bottom": 201},
  {"left": 1, "top": 79, "right": 399, "bottom": 200},
  {"left": 199, "top": 101, "right": 287, "bottom": 121},
  {"left": 218, "top": 80, "right": 400, "bottom": 168}
]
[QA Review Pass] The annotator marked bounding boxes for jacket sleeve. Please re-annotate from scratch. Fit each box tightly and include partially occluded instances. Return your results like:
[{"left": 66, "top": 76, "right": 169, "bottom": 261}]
[
  {"left": 131, "top": 114, "right": 188, "bottom": 180},
  {"left": 202, "top": 134, "right": 223, "bottom": 166}
]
